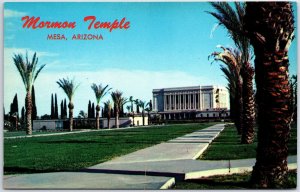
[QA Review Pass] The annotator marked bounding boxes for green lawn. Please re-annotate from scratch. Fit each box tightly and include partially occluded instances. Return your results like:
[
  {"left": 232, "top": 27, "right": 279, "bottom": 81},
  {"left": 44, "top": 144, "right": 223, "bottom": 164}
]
[
  {"left": 199, "top": 123, "right": 297, "bottom": 160},
  {"left": 173, "top": 170, "right": 297, "bottom": 189},
  {"left": 4, "top": 123, "right": 215, "bottom": 175}
]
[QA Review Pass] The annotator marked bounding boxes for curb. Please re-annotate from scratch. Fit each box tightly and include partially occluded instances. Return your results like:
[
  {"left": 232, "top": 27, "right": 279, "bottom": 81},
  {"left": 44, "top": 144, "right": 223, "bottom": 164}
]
[{"left": 159, "top": 178, "right": 175, "bottom": 189}]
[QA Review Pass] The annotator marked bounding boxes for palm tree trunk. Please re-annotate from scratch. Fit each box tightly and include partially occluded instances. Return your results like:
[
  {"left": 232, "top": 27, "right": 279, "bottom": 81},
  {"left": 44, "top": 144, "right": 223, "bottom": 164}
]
[
  {"left": 142, "top": 111, "right": 145, "bottom": 126},
  {"left": 96, "top": 105, "right": 100, "bottom": 129},
  {"left": 68, "top": 102, "right": 74, "bottom": 131},
  {"left": 25, "top": 91, "right": 32, "bottom": 135},
  {"left": 229, "top": 87, "right": 236, "bottom": 122},
  {"left": 132, "top": 114, "right": 135, "bottom": 126},
  {"left": 250, "top": 50, "right": 292, "bottom": 188},
  {"left": 116, "top": 110, "right": 119, "bottom": 128},
  {"left": 245, "top": 2, "right": 294, "bottom": 187},
  {"left": 235, "top": 80, "right": 243, "bottom": 135},
  {"left": 241, "top": 64, "right": 255, "bottom": 144}
]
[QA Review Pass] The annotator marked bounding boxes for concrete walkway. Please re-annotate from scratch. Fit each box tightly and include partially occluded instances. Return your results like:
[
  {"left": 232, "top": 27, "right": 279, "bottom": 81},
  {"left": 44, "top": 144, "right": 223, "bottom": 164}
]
[{"left": 3, "top": 124, "right": 297, "bottom": 189}]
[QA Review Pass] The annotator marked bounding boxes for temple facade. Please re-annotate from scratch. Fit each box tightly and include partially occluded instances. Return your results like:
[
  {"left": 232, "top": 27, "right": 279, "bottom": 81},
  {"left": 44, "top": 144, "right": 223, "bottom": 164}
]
[{"left": 152, "top": 85, "right": 230, "bottom": 120}]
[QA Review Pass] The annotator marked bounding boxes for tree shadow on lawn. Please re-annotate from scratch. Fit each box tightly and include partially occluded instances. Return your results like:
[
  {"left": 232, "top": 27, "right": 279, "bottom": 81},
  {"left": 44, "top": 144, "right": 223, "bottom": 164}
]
[{"left": 184, "top": 177, "right": 250, "bottom": 189}]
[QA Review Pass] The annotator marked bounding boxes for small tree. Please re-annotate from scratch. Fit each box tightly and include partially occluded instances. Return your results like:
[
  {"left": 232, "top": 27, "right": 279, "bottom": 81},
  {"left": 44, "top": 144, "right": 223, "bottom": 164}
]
[
  {"left": 104, "top": 100, "right": 112, "bottom": 129},
  {"left": 129, "top": 96, "right": 135, "bottom": 126},
  {"left": 63, "top": 98, "right": 67, "bottom": 118},
  {"left": 60, "top": 100, "right": 63, "bottom": 119},
  {"left": 111, "top": 91, "right": 127, "bottom": 128},
  {"left": 54, "top": 94, "right": 58, "bottom": 119},
  {"left": 88, "top": 100, "right": 92, "bottom": 118},
  {"left": 57, "top": 78, "right": 79, "bottom": 131},
  {"left": 51, "top": 94, "right": 54, "bottom": 119},
  {"left": 13, "top": 52, "right": 46, "bottom": 135},
  {"left": 91, "top": 84, "right": 111, "bottom": 129}
]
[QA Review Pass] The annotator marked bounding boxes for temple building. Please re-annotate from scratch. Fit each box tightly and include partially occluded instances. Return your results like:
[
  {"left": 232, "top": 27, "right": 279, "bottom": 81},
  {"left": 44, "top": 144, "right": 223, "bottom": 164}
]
[{"left": 152, "top": 85, "right": 230, "bottom": 120}]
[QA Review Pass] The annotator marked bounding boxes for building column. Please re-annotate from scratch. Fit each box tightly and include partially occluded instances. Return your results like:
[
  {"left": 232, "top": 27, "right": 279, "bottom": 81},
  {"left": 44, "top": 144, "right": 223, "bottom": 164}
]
[
  {"left": 188, "top": 94, "right": 191, "bottom": 109},
  {"left": 193, "top": 93, "right": 197, "bottom": 109},
  {"left": 171, "top": 94, "right": 173, "bottom": 110},
  {"left": 178, "top": 92, "right": 181, "bottom": 110},
  {"left": 183, "top": 94, "right": 185, "bottom": 110},
  {"left": 164, "top": 95, "right": 167, "bottom": 111},
  {"left": 174, "top": 94, "right": 176, "bottom": 110},
  {"left": 180, "top": 93, "right": 183, "bottom": 110}
]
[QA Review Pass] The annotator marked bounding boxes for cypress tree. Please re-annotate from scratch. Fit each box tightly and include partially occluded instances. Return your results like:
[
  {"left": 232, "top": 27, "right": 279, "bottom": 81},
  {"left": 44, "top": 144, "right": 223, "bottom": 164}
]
[
  {"left": 10, "top": 103, "right": 13, "bottom": 116},
  {"left": 64, "top": 98, "right": 67, "bottom": 118},
  {"left": 88, "top": 100, "right": 91, "bottom": 118},
  {"left": 51, "top": 94, "right": 54, "bottom": 119},
  {"left": 92, "top": 103, "right": 95, "bottom": 118},
  {"left": 60, "top": 100, "right": 63, "bottom": 119},
  {"left": 9, "top": 94, "right": 19, "bottom": 118},
  {"left": 101, "top": 108, "right": 104, "bottom": 118},
  {"left": 21, "top": 107, "right": 25, "bottom": 124},
  {"left": 54, "top": 94, "right": 58, "bottom": 119},
  {"left": 32, "top": 86, "right": 37, "bottom": 120}
]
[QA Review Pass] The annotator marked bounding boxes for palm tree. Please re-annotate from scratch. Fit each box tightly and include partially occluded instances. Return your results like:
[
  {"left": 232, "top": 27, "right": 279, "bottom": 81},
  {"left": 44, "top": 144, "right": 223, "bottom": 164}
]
[
  {"left": 245, "top": 2, "right": 295, "bottom": 187},
  {"left": 210, "top": 46, "right": 243, "bottom": 135},
  {"left": 137, "top": 100, "right": 147, "bottom": 126},
  {"left": 13, "top": 52, "right": 46, "bottom": 135},
  {"left": 78, "top": 110, "right": 87, "bottom": 118},
  {"left": 209, "top": 2, "right": 255, "bottom": 143},
  {"left": 91, "top": 83, "right": 111, "bottom": 129},
  {"left": 126, "top": 105, "right": 131, "bottom": 114},
  {"left": 134, "top": 99, "right": 140, "bottom": 114},
  {"left": 57, "top": 78, "right": 79, "bottom": 131},
  {"left": 129, "top": 96, "right": 135, "bottom": 126},
  {"left": 111, "top": 91, "right": 127, "bottom": 128},
  {"left": 145, "top": 100, "right": 153, "bottom": 125},
  {"left": 104, "top": 100, "right": 112, "bottom": 129}
]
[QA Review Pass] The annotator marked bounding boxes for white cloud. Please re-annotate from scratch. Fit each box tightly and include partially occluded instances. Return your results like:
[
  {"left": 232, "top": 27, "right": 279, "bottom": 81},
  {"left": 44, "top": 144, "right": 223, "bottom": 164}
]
[
  {"left": 5, "top": 34, "right": 15, "bottom": 40},
  {"left": 4, "top": 9, "right": 27, "bottom": 18},
  {"left": 210, "top": 23, "right": 219, "bottom": 39}
]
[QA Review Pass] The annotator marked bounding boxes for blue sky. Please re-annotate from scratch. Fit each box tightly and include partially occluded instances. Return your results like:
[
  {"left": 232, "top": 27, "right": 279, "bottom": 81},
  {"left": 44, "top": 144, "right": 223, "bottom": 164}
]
[{"left": 4, "top": 2, "right": 298, "bottom": 116}]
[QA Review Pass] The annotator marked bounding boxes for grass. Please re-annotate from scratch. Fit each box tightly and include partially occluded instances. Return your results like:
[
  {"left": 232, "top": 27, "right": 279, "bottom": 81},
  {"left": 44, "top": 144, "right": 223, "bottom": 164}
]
[
  {"left": 4, "top": 123, "right": 215, "bottom": 175},
  {"left": 199, "top": 123, "right": 297, "bottom": 160},
  {"left": 173, "top": 170, "right": 297, "bottom": 189}
]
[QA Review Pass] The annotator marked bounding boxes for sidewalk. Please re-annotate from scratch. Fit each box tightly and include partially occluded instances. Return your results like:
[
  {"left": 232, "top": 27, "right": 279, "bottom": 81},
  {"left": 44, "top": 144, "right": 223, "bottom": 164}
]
[{"left": 3, "top": 124, "right": 297, "bottom": 189}]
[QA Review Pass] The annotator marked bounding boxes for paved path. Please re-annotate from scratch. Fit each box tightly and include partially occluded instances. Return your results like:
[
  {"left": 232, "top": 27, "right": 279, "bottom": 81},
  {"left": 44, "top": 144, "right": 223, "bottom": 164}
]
[
  {"left": 3, "top": 124, "right": 297, "bottom": 189},
  {"left": 4, "top": 124, "right": 171, "bottom": 139}
]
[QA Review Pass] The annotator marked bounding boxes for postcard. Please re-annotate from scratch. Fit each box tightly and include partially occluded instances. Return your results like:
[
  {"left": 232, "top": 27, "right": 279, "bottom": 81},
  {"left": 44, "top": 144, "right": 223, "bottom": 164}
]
[{"left": 3, "top": 1, "right": 297, "bottom": 190}]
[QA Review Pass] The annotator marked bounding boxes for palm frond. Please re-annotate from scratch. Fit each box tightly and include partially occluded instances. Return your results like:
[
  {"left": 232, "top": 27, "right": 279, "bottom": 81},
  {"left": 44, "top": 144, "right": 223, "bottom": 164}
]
[
  {"left": 34, "top": 64, "right": 46, "bottom": 82},
  {"left": 57, "top": 77, "right": 79, "bottom": 101},
  {"left": 91, "top": 83, "right": 111, "bottom": 104},
  {"left": 13, "top": 52, "right": 46, "bottom": 91}
]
